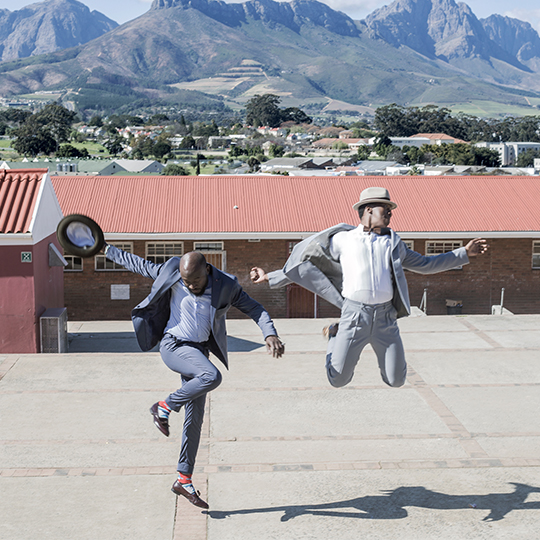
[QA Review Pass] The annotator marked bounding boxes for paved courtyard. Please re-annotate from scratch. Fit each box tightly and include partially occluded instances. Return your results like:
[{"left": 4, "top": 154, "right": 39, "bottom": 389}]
[{"left": 1, "top": 314, "right": 540, "bottom": 539}]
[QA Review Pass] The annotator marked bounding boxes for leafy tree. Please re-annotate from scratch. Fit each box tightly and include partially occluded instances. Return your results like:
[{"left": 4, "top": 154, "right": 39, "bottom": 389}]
[
  {"left": 281, "top": 107, "right": 312, "bottom": 124},
  {"left": 56, "top": 144, "right": 89, "bottom": 158},
  {"left": 373, "top": 135, "right": 392, "bottom": 157},
  {"left": 12, "top": 120, "right": 56, "bottom": 156},
  {"left": 247, "top": 156, "right": 260, "bottom": 171},
  {"left": 356, "top": 145, "right": 371, "bottom": 161},
  {"left": 269, "top": 143, "right": 285, "bottom": 158},
  {"left": 34, "top": 104, "right": 77, "bottom": 150},
  {"left": 152, "top": 141, "right": 171, "bottom": 159},
  {"left": 516, "top": 148, "right": 540, "bottom": 167},
  {"left": 88, "top": 115, "right": 103, "bottom": 127},
  {"left": 179, "top": 135, "right": 196, "bottom": 149},
  {"left": 246, "top": 94, "right": 283, "bottom": 128},
  {"left": 148, "top": 113, "right": 170, "bottom": 125},
  {"left": 104, "top": 136, "right": 124, "bottom": 156},
  {"left": 162, "top": 164, "right": 188, "bottom": 175}
]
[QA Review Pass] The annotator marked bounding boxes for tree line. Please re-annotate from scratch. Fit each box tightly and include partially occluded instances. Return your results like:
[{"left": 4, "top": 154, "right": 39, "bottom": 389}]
[{"left": 374, "top": 104, "right": 540, "bottom": 143}]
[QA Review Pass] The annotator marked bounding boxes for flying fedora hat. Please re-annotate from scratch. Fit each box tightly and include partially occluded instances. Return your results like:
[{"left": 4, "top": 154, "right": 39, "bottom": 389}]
[
  {"left": 56, "top": 214, "right": 105, "bottom": 258},
  {"left": 352, "top": 187, "right": 397, "bottom": 211}
]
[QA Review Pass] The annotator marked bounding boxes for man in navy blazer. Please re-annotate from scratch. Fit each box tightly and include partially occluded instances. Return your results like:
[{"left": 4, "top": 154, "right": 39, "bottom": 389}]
[{"left": 104, "top": 244, "right": 284, "bottom": 508}]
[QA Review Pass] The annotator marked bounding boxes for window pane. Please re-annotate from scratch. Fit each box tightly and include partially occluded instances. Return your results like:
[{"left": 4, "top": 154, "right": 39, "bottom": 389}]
[{"left": 146, "top": 242, "right": 183, "bottom": 264}]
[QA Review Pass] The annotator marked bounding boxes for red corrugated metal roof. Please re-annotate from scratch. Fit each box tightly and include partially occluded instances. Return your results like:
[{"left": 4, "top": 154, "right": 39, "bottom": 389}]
[
  {"left": 0, "top": 169, "right": 46, "bottom": 233},
  {"left": 51, "top": 175, "right": 540, "bottom": 234}
]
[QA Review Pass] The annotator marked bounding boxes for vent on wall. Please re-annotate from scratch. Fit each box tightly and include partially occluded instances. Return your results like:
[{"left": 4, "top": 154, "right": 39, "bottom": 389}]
[{"left": 40, "top": 308, "right": 68, "bottom": 353}]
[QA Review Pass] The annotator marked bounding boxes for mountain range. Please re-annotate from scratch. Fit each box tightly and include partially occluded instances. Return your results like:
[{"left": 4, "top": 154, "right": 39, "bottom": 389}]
[
  {"left": 2, "top": 0, "right": 540, "bottom": 115},
  {"left": 0, "top": 0, "right": 117, "bottom": 63}
]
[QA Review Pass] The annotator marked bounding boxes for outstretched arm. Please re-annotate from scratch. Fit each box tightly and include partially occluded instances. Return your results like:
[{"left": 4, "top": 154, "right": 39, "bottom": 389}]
[{"left": 103, "top": 243, "right": 164, "bottom": 280}]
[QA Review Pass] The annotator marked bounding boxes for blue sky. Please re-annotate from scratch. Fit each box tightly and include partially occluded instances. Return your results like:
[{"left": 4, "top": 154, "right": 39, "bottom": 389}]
[{"left": 4, "top": 0, "right": 540, "bottom": 32}]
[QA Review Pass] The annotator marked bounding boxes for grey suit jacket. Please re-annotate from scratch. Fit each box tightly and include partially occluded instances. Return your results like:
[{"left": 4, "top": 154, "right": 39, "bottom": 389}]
[
  {"left": 267, "top": 224, "right": 469, "bottom": 318},
  {"left": 106, "top": 246, "right": 277, "bottom": 367}
]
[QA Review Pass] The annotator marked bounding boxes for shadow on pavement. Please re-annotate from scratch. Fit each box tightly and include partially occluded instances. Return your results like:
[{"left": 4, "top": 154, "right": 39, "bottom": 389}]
[
  {"left": 68, "top": 333, "right": 263, "bottom": 353},
  {"left": 208, "top": 483, "right": 540, "bottom": 523}
]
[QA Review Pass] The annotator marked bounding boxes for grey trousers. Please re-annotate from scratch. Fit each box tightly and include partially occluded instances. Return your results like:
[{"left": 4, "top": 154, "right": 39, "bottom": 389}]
[
  {"left": 160, "top": 334, "right": 222, "bottom": 475},
  {"left": 326, "top": 299, "right": 407, "bottom": 388}
]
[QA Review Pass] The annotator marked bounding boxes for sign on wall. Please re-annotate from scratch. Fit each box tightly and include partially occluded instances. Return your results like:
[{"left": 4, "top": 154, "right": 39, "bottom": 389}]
[
  {"left": 21, "top": 252, "right": 32, "bottom": 263},
  {"left": 111, "top": 284, "right": 130, "bottom": 300}
]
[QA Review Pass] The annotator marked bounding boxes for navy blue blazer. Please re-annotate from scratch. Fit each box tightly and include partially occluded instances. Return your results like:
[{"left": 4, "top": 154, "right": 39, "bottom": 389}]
[{"left": 106, "top": 246, "right": 278, "bottom": 368}]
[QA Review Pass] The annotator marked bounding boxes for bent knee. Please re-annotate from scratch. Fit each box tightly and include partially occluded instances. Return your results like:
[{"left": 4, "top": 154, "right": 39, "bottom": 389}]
[{"left": 201, "top": 369, "right": 222, "bottom": 390}]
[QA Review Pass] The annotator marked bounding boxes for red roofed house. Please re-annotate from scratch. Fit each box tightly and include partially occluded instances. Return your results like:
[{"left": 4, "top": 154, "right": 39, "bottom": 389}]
[
  {"left": 0, "top": 169, "right": 65, "bottom": 353},
  {"left": 51, "top": 175, "right": 540, "bottom": 321}
]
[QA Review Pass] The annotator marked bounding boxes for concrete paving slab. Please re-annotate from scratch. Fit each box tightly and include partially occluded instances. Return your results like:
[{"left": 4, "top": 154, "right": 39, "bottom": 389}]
[
  {"left": 433, "top": 386, "right": 540, "bottom": 433},
  {"left": 400, "top": 330, "right": 491, "bottom": 350},
  {"left": 483, "top": 330, "right": 540, "bottom": 349},
  {"left": 396, "top": 316, "right": 473, "bottom": 333},
  {"left": 222, "top": 350, "right": 393, "bottom": 389},
  {"left": 2, "top": 315, "right": 540, "bottom": 540},
  {"left": 475, "top": 437, "right": 540, "bottom": 459},
  {"left": 207, "top": 468, "right": 540, "bottom": 540},
  {"left": 209, "top": 438, "right": 469, "bottom": 465},
  {"left": 209, "top": 388, "right": 451, "bottom": 439},
  {"left": 0, "top": 353, "right": 176, "bottom": 391},
  {"left": 0, "top": 475, "right": 175, "bottom": 540},
  {"left": 0, "top": 391, "right": 186, "bottom": 441},
  {"left": 0, "top": 439, "right": 180, "bottom": 469},
  {"left": 407, "top": 349, "right": 540, "bottom": 385}
]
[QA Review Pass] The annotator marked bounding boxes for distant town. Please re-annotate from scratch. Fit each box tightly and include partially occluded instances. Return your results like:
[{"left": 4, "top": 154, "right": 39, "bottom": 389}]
[{"left": 2, "top": 96, "right": 540, "bottom": 178}]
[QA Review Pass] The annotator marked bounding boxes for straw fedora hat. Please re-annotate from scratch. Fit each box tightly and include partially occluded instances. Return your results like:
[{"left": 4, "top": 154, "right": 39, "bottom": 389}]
[{"left": 352, "top": 187, "right": 397, "bottom": 211}]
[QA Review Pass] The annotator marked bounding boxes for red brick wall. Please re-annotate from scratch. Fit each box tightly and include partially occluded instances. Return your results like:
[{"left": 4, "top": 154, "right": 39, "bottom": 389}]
[{"left": 64, "top": 237, "right": 540, "bottom": 320}]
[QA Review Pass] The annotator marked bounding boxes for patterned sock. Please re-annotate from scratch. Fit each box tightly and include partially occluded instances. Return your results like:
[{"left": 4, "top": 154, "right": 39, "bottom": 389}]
[
  {"left": 177, "top": 473, "right": 196, "bottom": 494},
  {"left": 158, "top": 400, "right": 171, "bottom": 419}
]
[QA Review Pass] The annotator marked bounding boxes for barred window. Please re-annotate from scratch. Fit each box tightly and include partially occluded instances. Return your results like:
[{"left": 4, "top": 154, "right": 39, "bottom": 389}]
[
  {"left": 533, "top": 241, "right": 540, "bottom": 269},
  {"left": 426, "top": 241, "right": 463, "bottom": 269},
  {"left": 426, "top": 241, "right": 462, "bottom": 255},
  {"left": 146, "top": 242, "right": 184, "bottom": 264},
  {"left": 194, "top": 242, "right": 224, "bottom": 251},
  {"left": 95, "top": 243, "right": 133, "bottom": 271},
  {"left": 64, "top": 255, "right": 82, "bottom": 272},
  {"left": 194, "top": 242, "right": 225, "bottom": 270}
]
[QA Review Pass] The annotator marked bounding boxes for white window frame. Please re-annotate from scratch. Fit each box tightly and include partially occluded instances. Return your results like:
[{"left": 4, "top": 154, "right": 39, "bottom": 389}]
[
  {"left": 145, "top": 242, "right": 184, "bottom": 264},
  {"left": 532, "top": 241, "right": 540, "bottom": 269},
  {"left": 64, "top": 255, "right": 83, "bottom": 272},
  {"left": 95, "top": 242, "right": 133, "bottom": 271},
  {"left": 426, "top": 241, "right": 463, "bottom": 269},
  {"left": 402, "top": 240, "right": 414, "bottom": 251},
  {"left": 194, "top": 241, "right": 226, "bottom": 271}
]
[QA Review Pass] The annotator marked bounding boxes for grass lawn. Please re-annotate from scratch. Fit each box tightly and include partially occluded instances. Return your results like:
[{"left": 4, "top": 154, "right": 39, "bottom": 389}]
[
  {"left": 447, "top": 100, "right": 540, "bottom": 118},
  {"left": 0, "top": 138, "right": 13, "bottom": 148}
]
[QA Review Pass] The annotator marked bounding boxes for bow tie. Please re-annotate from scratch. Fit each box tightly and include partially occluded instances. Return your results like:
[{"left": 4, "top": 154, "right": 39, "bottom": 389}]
[{"left": 363, "top": 226, "right": 391, "bottom": 236}]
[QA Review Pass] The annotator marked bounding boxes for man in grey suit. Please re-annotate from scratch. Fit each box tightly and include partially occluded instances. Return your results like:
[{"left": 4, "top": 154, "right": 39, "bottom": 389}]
[
  {"left": 251, "top": 187, "right": 487, "bottom": 390},
  {"left": 104, "top": 244, "right": 284, "bottom": 508}
]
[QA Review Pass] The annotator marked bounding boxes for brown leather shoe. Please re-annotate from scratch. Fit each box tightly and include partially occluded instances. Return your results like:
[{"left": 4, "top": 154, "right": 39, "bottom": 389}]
[
  {"left": 172, "top": 480, "right": 209, "bottom": 509},
  {"left": 149, "top": 402, "right": 169, "bottom": 437}
]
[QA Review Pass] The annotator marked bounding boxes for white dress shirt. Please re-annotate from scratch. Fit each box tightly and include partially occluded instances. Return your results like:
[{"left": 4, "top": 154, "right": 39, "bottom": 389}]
[
  {"left": 330, "top": 225, "right": 394, "bottom": 304},
  {"left": 164, "top": 279, "right": 212, "bottom": 342}
]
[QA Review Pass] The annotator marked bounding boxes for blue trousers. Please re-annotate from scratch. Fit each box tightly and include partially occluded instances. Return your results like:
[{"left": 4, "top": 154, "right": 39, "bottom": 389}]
[
  {"left": 160, "top": 334, "right": 222, "bottom": 475},
  {"left": 326, "top": 299, "right": 407, "bottom": 388}
]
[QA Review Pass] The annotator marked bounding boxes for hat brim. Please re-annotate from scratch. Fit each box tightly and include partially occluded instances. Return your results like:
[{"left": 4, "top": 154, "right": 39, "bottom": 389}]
[
  {"left": 352, "top": 198, "right": 398, "bottom": 211},
  {"left": 56, "top": 214, "right": 105, "bottom": 258}
]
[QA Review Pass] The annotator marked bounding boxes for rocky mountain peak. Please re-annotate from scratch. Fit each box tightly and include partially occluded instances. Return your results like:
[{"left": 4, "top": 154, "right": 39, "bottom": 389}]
[{"left": 0, "top": 0, "right": 118, "bottom": 62}]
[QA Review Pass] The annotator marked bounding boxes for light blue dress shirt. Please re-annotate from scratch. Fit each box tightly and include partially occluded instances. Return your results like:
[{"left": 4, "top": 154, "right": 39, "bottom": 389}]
[{"left": 164, "top": 279, "right": 212, "bottom": 342}]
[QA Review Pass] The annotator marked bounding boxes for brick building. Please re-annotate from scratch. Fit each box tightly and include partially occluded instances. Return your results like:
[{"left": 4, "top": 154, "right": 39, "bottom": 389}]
[
  {"left": 51, "top": 175, "right": 540, "bottom": 320},
  {"left": 0, "top": 169, "right": 65, "bottom": 353}
]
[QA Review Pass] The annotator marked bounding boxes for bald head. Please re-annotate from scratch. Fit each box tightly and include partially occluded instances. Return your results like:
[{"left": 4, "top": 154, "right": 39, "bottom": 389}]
[{"left": 180, "top": 251, "right": 209, "bottom": 295}]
